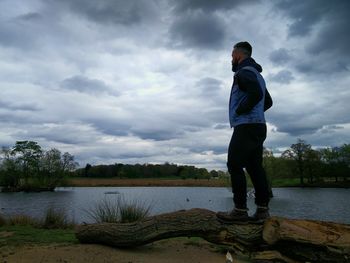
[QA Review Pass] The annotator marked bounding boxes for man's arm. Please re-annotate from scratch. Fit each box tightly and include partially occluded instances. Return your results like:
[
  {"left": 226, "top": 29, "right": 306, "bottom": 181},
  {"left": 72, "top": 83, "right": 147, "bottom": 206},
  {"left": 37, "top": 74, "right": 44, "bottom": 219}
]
[
  {"left": 264, "top": 88, "right": 273, "bottom": 111},
  {"left": 235, "top": 70, "right": 263, "bottom": 115}
]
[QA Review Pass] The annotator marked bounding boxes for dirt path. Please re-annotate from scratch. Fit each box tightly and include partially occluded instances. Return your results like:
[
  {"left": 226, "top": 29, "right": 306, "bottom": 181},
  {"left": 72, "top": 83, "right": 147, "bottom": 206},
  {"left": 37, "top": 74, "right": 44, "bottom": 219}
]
[{"left": 2, "top": 238, "right": 229, "bottom": 263}]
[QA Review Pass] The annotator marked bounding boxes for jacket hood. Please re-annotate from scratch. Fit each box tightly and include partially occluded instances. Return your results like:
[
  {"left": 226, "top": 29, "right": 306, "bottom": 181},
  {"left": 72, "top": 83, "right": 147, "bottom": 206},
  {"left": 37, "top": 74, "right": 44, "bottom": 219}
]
[{"left": 232, "top": 57, "right": 263, "bottom": 73}]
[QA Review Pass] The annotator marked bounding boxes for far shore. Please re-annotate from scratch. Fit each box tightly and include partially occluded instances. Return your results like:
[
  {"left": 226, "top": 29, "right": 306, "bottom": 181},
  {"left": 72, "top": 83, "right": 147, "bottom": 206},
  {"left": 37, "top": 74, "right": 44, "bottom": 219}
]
[
  {"left": 65, "top": 177, "right": 350, "bottom": 188},
  {"left": 1, "top": 177, "right": 348, "bottom": 193},
  {"left": 67, "top": 177, "right": 230, "bottom": 187}
]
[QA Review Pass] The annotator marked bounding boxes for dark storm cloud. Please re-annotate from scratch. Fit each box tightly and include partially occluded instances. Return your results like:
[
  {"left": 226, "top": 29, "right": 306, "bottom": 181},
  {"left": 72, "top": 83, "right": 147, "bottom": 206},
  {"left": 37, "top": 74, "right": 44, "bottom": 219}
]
[
  {"left": 269, "top": 48, "right": 291, "bottom": 65},
  {"left": 128, "top": 116, "right": 210, "bottom": 141},
  {"left": 267, "top": 110, "right": 323, "bottom": 136},
  {"left": 268, "top": 112, "right": 319, "bottom": 136},
  {"left": 0, "top": 14, "right": 39, "bottom": 49},
  {"left": 274, "top": 0, "right": 330, "bottom": 37},
  {"left": 205, "top": 107, "right": 228, "bottom": 124},
  {"left": 0, "top": 0, "right": 161, "bottom": 51},
  {"left": 274, "top": 0, "right": 350, "bottom": 65},
  {"left": 294, "top": 60, "right": 349, "bottom": 76},
  {"left": 277, "top": 124, "right": 320, "bottom": 136},
  {"left": 267, "top": 91, "right": 350, "bottom": 137},
  {"left": 130, "top": 129, "right": 184, "bottom": 141},
  {"left": 294, "top": 62, "right": 315, "bottom": 74},
  {"left": 17, "top": 12, "right": 42, "bottom": 21},
  {"left": 85, "top": 118, "right": 130, "bottom": 137},
  {"left": 60, "top": 76, "right": 119, "bottom": 96},
  {"left": 194, "top": 78, "right": 228, "bottom": 126},
  {"left": 0, "top": 9, "right": 76, "bottom": 52},
  {"left": 12, "top": 124, "right": 96, "bottom": 145},
  {"left": 268, "top": 70, "right": 294, "bottom": 84},
  {"left": 114, "top": 152, "right": 156, "bottom": 159},
  {"left": 168, "top": 11, "right": 226, "bottom": 49},
  {"left": 0, "top": 99, "right": 40, "bottom": 112},
  {"left": 191, "top": 145, "right": 227, "bottom": 155},
  {"left": 276, "top": 123, "right": 344, "bottom": 137},
  {"left": 167, "top": 0, "right": 261, "bottom": 50},
  {"left": 50, "top": 0, "right": 159, "bottom": 25},
  {"left": 213, "top": 123, "right": 229, "bottom": 130},
  {"left": 319, "top": 125, "right": 344, "bottom": 134},
  {"left": 172, "top": 0, "right": 259, "bottom": 12},
  {"left": 0, "top": 109, "right": 49, "bottom": 133},
  {"left": 197, "top": 78, "right": 222, "bottom": 96}
]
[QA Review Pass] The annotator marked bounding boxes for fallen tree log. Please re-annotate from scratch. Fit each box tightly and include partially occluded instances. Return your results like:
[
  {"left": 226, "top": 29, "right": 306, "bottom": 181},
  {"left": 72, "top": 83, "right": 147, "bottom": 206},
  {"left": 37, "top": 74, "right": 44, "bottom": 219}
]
[{"left": 75, "top": 208, "right": 350, "bottom": 262}]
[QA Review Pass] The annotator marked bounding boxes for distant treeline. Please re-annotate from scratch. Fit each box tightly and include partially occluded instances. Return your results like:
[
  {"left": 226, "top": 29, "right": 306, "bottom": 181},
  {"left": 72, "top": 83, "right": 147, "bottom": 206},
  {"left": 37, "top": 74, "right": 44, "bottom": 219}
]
[
  {"left": 74, "top": 162, "right": 226, "bottom": 180},
  {"left": 75, "top": 139, "right": 350, "bottom": 186},
  {"left": 1, "top": 139, "right": 349, "bottom": 190},
  {"left": 264, "top": 139, "right": 350, "bottom": 185}
]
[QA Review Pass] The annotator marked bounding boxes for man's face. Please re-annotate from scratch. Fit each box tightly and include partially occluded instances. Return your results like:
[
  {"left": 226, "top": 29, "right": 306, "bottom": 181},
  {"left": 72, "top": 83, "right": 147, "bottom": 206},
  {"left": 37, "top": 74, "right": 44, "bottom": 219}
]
[{"left": 231, "top": 48, "right": 240, "bottom": 66}]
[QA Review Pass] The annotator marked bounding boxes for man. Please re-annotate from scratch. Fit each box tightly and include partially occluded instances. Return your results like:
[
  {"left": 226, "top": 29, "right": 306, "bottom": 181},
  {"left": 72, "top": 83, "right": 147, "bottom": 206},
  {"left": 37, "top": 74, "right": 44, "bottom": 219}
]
[{"left": 216, "top": 41, "right": 273, "bottom": 222}]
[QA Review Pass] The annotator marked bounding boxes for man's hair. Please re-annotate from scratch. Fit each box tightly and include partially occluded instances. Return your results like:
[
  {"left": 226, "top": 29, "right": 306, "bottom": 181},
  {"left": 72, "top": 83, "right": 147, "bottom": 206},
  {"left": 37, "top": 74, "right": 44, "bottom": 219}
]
[{"left": 233, "top": 41, "right": 252, "bottom": 57}]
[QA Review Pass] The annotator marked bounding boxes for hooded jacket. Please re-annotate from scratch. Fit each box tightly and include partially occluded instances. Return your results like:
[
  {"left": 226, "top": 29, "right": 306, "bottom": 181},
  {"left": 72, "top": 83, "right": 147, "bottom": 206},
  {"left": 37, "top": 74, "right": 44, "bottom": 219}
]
[{"left": 229, "top": 57, "right": 273, "bottom": 128}]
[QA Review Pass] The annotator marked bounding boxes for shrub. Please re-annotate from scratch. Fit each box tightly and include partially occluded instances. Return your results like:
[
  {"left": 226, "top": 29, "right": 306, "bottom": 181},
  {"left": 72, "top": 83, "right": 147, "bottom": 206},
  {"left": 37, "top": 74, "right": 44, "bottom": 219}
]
[
  {"left": 119, "top": 197, "right": 152, "bottom": 223},
  {"left": 7, "top": 214, "right": 39, "bottom": 226},
  {"left": 0, "top": 159, "right": 21, "bottom": 189},
  {"left": 42, "top": 206, "right": 74, "bottom": 229},
  {"left": 0, "top": 213, "right": 6, "bottom": 226},
  {"left": 85, "top": 195, "right": 152, "bottom": 224},
  {"left": 85, "top": 197, "right": 120, "bottom": 223}
]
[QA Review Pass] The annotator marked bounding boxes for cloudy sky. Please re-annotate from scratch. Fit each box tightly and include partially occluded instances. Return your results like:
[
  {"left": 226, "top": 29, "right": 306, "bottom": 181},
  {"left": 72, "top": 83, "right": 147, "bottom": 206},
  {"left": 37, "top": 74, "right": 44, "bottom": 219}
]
[{"left": 0, "top": 0, "right": 349, "bottom": 170}]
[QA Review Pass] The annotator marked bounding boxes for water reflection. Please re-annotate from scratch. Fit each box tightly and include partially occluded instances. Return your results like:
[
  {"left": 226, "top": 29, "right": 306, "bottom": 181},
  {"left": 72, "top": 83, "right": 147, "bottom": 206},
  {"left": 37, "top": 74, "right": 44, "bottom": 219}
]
[{"left": 0, "top": 187, "right": 349, "bottom": 224}]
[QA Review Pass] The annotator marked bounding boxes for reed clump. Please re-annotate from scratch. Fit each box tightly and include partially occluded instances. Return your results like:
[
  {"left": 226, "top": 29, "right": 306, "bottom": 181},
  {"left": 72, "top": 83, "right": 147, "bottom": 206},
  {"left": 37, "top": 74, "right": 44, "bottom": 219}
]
[{"left": 85, "top": 195, "right": 153, "bottom": 223}]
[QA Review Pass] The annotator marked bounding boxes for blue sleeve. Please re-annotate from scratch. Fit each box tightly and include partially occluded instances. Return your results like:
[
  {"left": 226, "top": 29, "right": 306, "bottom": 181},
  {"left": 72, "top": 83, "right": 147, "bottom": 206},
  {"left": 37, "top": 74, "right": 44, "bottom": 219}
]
[{"left": 235, "top": 69, "right": 263, "bottom": 115}]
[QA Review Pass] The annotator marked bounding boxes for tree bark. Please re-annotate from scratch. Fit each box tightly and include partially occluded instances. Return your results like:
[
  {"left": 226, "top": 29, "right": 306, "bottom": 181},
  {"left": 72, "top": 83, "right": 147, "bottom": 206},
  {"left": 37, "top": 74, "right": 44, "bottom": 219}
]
[{"left": 75, "top": 208, "right": 350, "bottom": 262}]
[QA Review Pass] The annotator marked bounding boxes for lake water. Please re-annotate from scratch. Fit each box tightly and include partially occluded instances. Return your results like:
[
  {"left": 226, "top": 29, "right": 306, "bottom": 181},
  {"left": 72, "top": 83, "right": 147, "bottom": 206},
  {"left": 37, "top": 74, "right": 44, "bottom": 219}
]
[{"left": 0, "top": 187, "right": 349, "bottom": 224}]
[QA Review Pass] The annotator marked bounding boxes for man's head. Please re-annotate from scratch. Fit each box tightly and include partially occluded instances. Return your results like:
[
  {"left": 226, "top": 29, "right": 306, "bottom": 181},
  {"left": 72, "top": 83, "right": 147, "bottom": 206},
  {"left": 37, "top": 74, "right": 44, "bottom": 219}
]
[{"left": 232, "top": 41, "right": 252, "bottom": 67}]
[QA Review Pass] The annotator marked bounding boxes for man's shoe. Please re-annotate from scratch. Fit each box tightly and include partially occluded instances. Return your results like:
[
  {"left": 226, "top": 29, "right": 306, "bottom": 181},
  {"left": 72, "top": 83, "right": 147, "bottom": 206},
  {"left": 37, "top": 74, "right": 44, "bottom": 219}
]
[
  {"left": 250, "top": 206, "right": 270, "bottom": 222},
  {"left": 216, "top": 208, "right": 249, "bottom": 222}
]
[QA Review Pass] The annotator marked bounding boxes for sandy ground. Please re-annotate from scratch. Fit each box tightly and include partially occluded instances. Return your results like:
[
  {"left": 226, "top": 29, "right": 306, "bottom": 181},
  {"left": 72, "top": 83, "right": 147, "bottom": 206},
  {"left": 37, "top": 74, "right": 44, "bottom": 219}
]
[{"left": 1, "top": 238, "right": 232, "bottom": 263}]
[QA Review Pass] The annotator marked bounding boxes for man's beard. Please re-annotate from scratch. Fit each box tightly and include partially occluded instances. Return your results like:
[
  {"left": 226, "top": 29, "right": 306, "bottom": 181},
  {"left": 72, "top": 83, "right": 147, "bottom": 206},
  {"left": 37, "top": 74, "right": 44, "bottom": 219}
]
[{"left": 231, "top": 60, "right": 238, "bottom": 72}]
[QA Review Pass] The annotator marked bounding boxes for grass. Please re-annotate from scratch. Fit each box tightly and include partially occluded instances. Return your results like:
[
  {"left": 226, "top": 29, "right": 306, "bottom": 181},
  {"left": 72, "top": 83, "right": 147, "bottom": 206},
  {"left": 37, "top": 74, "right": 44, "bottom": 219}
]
[
  {"left": 7, "top": 214, "right": 40, "bottom": 227},
  {"left": 241, "top": 175, "right": 302, "bottom": 188},
  {"left": 0, "top": 208, "right": 77, "bottom": 248},
  {"left": 85, "top": 195, "right": 153, "bottom": 223},
  {"left": 271, "top": 177, "right": 301, "bottom": 187},
  {"left": 2, "top": 206, "right": 75, "bottom": 230},
  {"left": 0, "top": 225, "right": 78, "bottom": 247}
]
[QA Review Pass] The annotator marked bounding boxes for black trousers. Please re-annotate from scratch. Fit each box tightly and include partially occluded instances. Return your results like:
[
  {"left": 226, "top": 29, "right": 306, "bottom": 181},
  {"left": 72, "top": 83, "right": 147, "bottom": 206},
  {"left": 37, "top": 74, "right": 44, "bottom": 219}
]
[{"left": 227, "top": 123, "right": 270, "bottom": 209}]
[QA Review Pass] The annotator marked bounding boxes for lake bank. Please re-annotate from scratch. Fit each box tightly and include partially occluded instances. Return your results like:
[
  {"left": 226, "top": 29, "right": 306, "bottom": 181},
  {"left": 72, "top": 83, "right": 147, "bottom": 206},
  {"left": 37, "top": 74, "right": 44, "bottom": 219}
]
[
  {"left": 2, "top": 177, "right": 348, "bottom": 192},
  {"left": 66, "top": 177, "right": 350, "bottom": 188},
  {"left": 0, "top": 178, "right": 230, "bottom": 192},
  {"left": 0, "top": 225, "right": 227, "bottom": 263}
]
